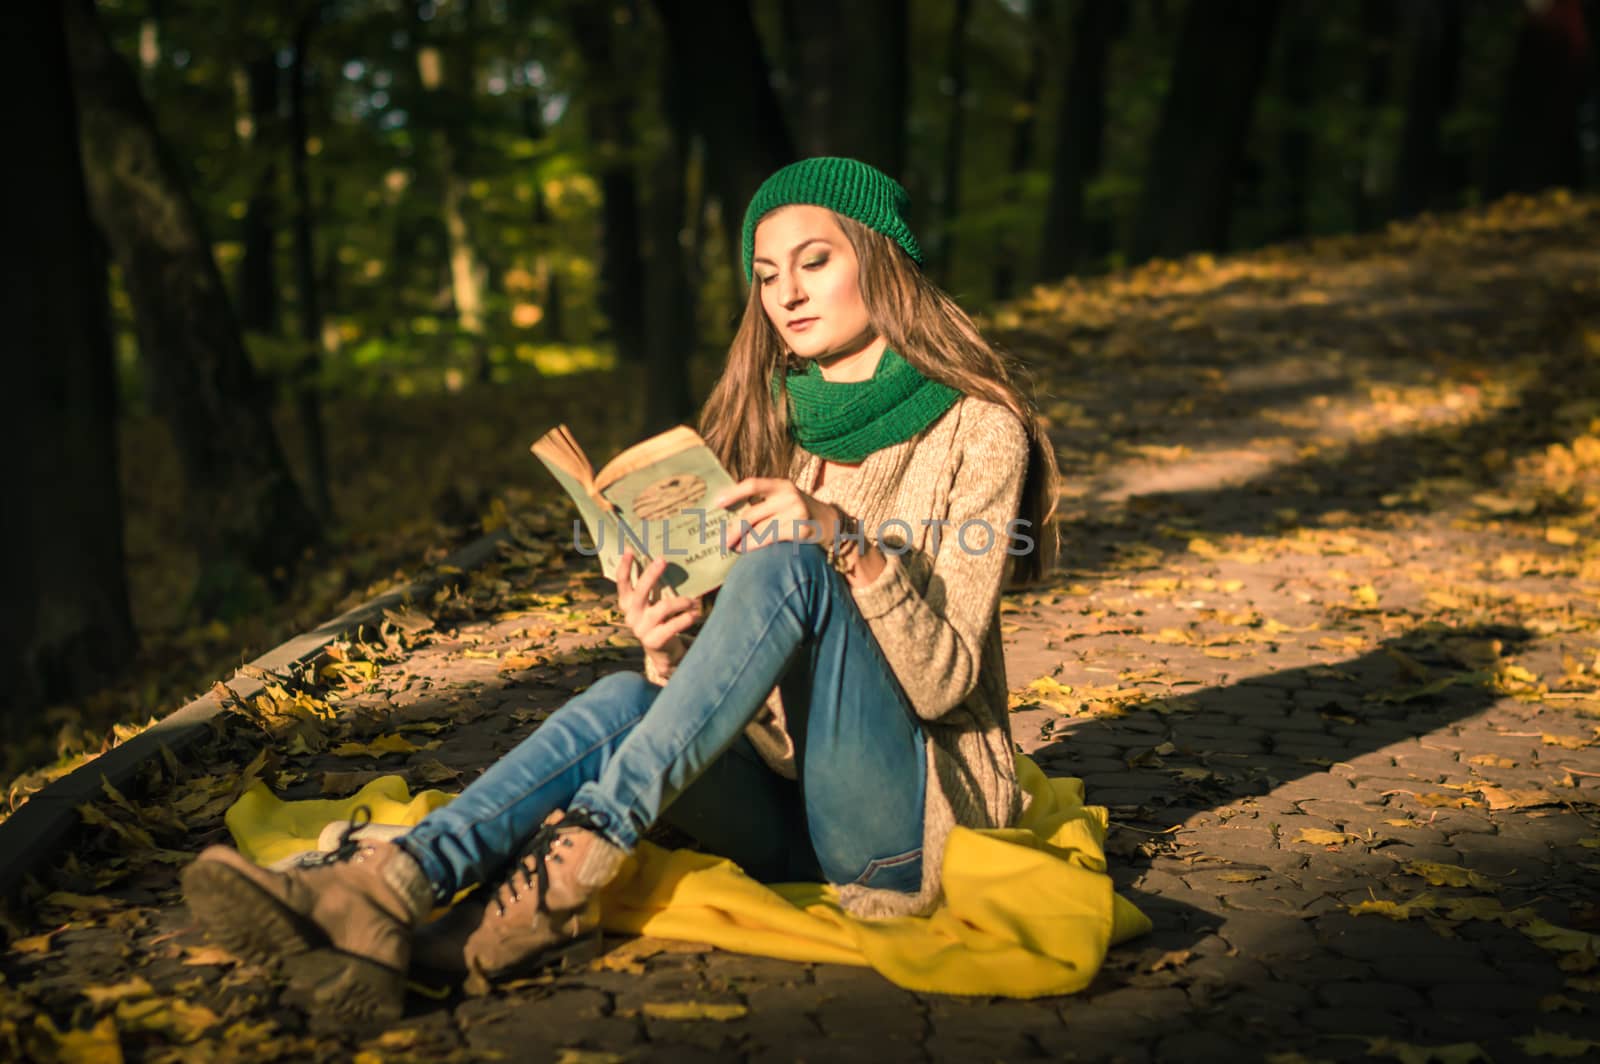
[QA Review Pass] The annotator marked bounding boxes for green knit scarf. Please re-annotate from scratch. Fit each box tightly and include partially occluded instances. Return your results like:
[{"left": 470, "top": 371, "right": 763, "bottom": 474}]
[{"left": 773, "top": 348, "right": 961, "bottom": 463}]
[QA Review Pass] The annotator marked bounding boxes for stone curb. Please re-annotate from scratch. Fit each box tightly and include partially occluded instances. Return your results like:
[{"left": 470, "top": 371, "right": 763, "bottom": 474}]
[{"left": 0, "top": 530, "right": 509, "bottom": 901}]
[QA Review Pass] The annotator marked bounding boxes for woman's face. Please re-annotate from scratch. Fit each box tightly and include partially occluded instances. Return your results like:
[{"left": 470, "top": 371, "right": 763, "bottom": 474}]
[{"left": 752, "top": 206, "right": 882, "bottom": 377}]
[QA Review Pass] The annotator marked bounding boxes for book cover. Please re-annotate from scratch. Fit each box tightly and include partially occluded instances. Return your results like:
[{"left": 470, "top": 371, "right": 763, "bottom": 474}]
[{"left": 531, "top": 424, "right": 743, "bottom": 599}]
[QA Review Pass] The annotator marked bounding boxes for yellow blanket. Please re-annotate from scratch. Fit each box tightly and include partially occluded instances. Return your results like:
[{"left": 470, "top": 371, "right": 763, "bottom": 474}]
[{"left": 224, "top": 755, "right": 1150, "bottom": 998}]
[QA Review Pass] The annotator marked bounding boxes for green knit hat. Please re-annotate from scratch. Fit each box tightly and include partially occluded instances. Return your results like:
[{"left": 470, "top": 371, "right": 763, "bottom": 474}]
[{"left": 741, "top": 157, "right": 923, "bottom": 280}]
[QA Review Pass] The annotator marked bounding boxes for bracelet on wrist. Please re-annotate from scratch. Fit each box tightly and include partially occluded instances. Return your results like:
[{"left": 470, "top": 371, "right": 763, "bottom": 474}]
[{"left": 827, "top": 511, "right": 862, "bottom": 575}]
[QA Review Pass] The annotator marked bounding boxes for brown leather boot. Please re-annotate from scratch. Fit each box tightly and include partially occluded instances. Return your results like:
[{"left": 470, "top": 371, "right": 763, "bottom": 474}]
[
  {"left": 180, "top": 811, "right": 433, "bottom": 1022},
  {"left": 409, "top": 897, "right": 487, "bottom": 978},
  {"left": 462, "top": 808, "right": 632, "bottom": 982}
]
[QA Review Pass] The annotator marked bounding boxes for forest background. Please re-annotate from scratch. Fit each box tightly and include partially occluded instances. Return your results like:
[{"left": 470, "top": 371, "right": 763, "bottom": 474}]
[{"left": 7, "top": 0, "right": 1597, "bottom": 802}]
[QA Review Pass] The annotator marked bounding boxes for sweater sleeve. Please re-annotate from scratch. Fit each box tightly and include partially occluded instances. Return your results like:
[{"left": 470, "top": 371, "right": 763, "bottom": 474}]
[
  {"left": 642, "top": 633, "right": 694, "bottom": 686},
  {"left": 849, "top": 407, "right": 1029, "bottom": 721}
]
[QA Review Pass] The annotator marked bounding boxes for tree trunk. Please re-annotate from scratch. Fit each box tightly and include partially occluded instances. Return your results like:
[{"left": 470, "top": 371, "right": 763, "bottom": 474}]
[
  {"left": 1039, "top": 0, "right": 1127, "bottom": 279},
  {"left": 933, "top": 0, "right": 974, "bottom": 285},
  {"left": 448, "top": 9, "right": 492, "bottom": 384},
  {"left": 684, "top": 134, "right": 711, "bottom": 300},
  {"left": 1488, "top": 0, "right": 1589, "bottom": 198},
  {"left": 780, "top": 0, "right": 908, "bottom": 177},
  {"left": 320, "top": 174, "right": 341, "bottom": 342},
  {"left": 1128, "top": 0, "right": 1282, "bottom": 264},
  {"left": 411, "top": 0, "right": 493, "bottom": 380},
  {"left": 569, "top": 2, "right": 645, "bottom": 363},
  {"left": 653, "top": 0, "right": 796, "bottom": 282},
  {"left": 992, "top": 0, "right": 1047, "bottom": 301},
  {"left": 63, "top": 0, "right": 320, "bottom": 613},
  {"left": 518, "top": 70, "right": 567, "bottom": 344},
  {"left": 1351, "top": 0, "right": 1397, "bottom": 230},
  {"left": 2, "top": 2, "right": 137, "bottom": 721},
  {"left": 137, "top": 0, "right": 163, "bottom": 83},
  {"left": 1588, "top": 0, "right": 1600, "bottom": 185},
  {"left": 1392, "top": 0, "right": 1465, "bottom": 219},
  {"left": 642, "top": 43, "right": 698, "bottom": 434},
  {"left": 236, "top": 55, "right": 280, "bottom": 336},
  {"left": 289, "top": 7, "right": 332, "bottom": 520},
  {"left": 1273, "top": 1, "right": 1317, "bottom": 240}
]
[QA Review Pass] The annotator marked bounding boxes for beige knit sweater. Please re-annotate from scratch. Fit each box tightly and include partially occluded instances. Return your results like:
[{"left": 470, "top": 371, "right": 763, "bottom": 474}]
[{"left": 643, "top": 395, "right": 1030, "bottom": 917}]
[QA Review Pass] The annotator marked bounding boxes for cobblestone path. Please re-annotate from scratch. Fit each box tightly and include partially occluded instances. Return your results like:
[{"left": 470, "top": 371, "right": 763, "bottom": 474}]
[{"left": 8, "top": 195, "right": 1600, "bottom": 1062}]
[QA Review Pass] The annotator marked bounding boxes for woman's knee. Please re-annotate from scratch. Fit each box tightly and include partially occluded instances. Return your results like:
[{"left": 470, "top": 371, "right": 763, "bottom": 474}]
[
  {"left": 723, "top": 541, "right": 828, "bottom": 596},
  {"left": 581, "top": 670, "right": 657, "bottom": 709},
  {"left": 554, "top": 670, "right": 657, "bottom": 736}
]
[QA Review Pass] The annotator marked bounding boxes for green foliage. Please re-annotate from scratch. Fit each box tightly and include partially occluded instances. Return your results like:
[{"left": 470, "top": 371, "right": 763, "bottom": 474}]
[{"left": 94, "top": 0, "right": 1539, "bottom": 390}]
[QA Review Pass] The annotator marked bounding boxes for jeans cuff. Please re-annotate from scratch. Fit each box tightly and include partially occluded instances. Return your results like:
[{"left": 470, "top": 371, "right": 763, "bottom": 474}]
[
  {"left": 393, "top": 835, "right": 454, "bottom": 905},
  {"left": 566, "top": 789, "right": 639, "bottom": 852},
  {"left": 851, "top": 847, "right": 924, "bottom": 893}
]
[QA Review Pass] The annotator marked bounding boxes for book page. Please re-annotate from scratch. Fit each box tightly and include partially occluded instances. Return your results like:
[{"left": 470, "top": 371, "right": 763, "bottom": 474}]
[
  {"left": 531, "top": 448, "right": 625, "bottom": 582},
  {"left": 599, "top": 442, "right": 742, "bottom": 600},
  {"left": 530, "top": 425, "right": 597, "bottom": 493},
  {"left": 593, "top": 425, "right": 706, "bottom": 493}
]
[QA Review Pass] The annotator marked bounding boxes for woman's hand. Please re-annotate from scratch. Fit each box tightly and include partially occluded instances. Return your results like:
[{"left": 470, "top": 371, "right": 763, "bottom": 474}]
[
  {"left": 616, "top": 547, "right": 701, "bottom": 674},
  {"left": 712, "top": 478, "right": 840, "bottom": 553}
]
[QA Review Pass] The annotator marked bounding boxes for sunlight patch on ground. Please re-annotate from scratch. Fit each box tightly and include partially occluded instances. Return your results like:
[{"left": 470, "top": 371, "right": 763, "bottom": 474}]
[{"left": 1077, "top": 359, "right": 1513, "bottom": 509}]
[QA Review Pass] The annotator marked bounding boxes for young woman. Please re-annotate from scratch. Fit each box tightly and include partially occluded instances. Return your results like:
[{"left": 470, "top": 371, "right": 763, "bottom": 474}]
[{"left": 181, "top": 156, "right": 1060, "bottom": 1020}]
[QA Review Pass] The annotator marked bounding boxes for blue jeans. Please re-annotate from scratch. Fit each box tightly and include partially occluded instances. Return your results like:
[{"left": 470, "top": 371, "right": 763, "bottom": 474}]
[{"left": 397, "top": 543, "right": 927, "bottom": 902}]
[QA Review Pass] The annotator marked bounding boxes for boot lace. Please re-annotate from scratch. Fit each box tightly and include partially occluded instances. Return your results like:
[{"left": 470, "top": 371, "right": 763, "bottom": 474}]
[
  {"left": 492, "top": 808, "right": 608, "bottom": 916},
  {"left": 301, "top": 805, "right": 374, "bottom": 867}
]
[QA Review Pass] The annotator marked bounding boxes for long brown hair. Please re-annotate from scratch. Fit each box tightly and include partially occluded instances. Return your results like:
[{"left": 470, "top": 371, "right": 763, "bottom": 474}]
[{"left": 699, "top": 209, "right": 1059, "bottom": 586}]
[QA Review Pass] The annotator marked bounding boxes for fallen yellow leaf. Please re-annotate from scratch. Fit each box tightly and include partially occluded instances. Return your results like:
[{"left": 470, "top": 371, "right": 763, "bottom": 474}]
[
  {"left": 83, "top": 977, "right": 155, "bottom": 1008},
  {"left": 1386, "top": 648, "right": 1430, "bottom": 681},
  {"left": 641, "top": 1001, "right": 748, "bottom": 1022},
  {"left": 1146, "top": 948, "right": 1192, "bottom": 972},
  {"left": 409, "top": 758, "right": 461, "bottom": 785},
  {"left": 394, "top": 719, "right": 450, "bottom": 734},
  {"left": 1365, "top": 1037, "right": 1487, "bottom": 1064},
  {"left": 1014, "top": 676, "right": 1079, "bottom": 714},
  {"left": 318, "top": 659, "right": 379, "bottom": 683},
  {"left": 1414, "top": 792, "right": 1479, "bottom": 809},
  {"left": 329, "top": 734, "right": 442, "bottom": 758},
  {"left": 181, "top": 944, "right": 241, "bottom": 967},
  {"left": 1402, "top": 861, "right": 1497, "bottom": 891},
  {"left": 25, "top": 1015, "right": 123, "bottom": 1064},
  {"left": 1516, "top": 1029, "right": 1600, "bottom": 1058},
  {"left": 1537, "top": 994, "right": 1585, "bottom": 1014},
  {"left": 1478, "top": 785, "right": 1563, "bottom": 810},
  {"left": 1349, "top": 895, "right": 1440, "bottom": 920},
  {"left": 1296, "top": 827, "right": 1357, "bottom": 847},
  {"left": 114, "top": 996, "right": 221, "bottom": 1043},
  {"left": 1437, "top": 896, "right": 1530, "bottom": 925},
  {"left": 41, "top": 891, "right": 121, "bottom": 914},
  {"left": 1522, "top": 919, "right": 1600, "bottom": 954},
  {"left": 592, "top": 937, "right": 668, "bottom": 975},
  {"left": 554, "top": 1051, "right": 627, "bottom": 1064},
  {"left": 12, "top": 926, "right": 65, "bottom": 954}
]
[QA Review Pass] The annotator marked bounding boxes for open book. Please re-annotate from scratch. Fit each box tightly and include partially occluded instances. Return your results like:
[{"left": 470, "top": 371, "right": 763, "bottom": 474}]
[{"left": 531, "top": 424, "right": 742, "bottom": 599}]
